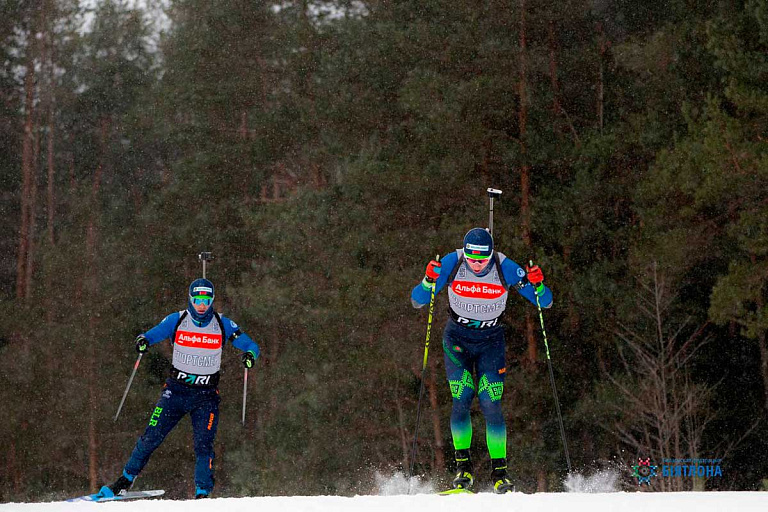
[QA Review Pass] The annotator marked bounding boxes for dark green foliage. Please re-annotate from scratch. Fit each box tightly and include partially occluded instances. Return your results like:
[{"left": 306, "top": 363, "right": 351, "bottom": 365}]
[{"left": 1, "top": 0, "right": 767, "bottom": 501}]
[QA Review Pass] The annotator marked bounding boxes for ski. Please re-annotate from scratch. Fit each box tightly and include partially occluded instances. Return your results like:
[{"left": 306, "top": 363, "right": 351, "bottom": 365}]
[
  {"left": 438, "top": 488, "right": 516, "bottom": 495},
  {"left": 66, "top": 490, "right": 165, "bottom": 502},
  {"left": 438, "top": 488, "right": 474, "bottom": 495}
]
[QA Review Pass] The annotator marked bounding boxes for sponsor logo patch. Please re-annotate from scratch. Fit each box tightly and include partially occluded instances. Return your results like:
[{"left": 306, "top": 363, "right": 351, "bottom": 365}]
[
  {"left": 174, "top": 371, "right": 212, "bottom": 386},
  {"left": 451, "top": 281, "right": 506, "bottom": 299},
  {"left": 175, "top": 331, "right": 222, "bottom": 349},
  {"left": 454, "top": 315, "right": 500, "bottom": 329}
]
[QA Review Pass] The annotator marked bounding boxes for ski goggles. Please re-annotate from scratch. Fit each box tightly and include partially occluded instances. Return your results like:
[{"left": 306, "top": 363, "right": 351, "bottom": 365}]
[
  {"left": 464, "top": 254, "right": 491, "bottom": 264},
  {"left": 191, "top": 296, "right": 213, "bottom": 306}
]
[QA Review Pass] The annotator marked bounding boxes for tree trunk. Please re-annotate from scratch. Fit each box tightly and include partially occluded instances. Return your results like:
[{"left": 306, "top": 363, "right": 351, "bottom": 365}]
[
  {"left": 518, "top": 0, "right": 537, "bottom": 364},
  {"left": 8, "top": 439, "right": 22, "bottom": 494},
  {"left": 537, "top": 469, "right": 548, "bottom": 492},
  {"left": 547, "top": 19, "right": 580, "bottom": 145},
  {"left": 47, "top": 99, "right": 55, "bottom": 246},
  {"left": 89, "top": 402, "right": 98, "bottom": 491},
  {"left": 87, "top": 118, "right": 108, "bottom": 491},
  {"left": 42, "top": 1, "right": 55, "bottom": 247},
  {"left": 597, "top": 57, "right": 604, "bottom": 134},
  {"left": 24, "top": 101, "right": 41, "bottom": 299},
  {"left": 395, "top": 381, "right": 411, "bottom": 470},
  {"left": 547, "top": 20, "right": 561, "bottom": 121},
  {"left": 755, "top": 284, "right": 768, "bottom": 412},
  {"left": 427, "top": 355, "right": 445, "bottom": 472},
  {"left": 261, "top": 325, "right": 282, "bottom": 443},
  {"left": 563, "top": 245, "right": 580, "bottom": 333},
  {"left": 239, "top": 110, "right": 248, "bottom": 139},
  {"left": 68, "top": 147, "right": 76, "bottom": 192},
  {"left": 16, "top": 60, "right": 36, "bottom": 300},
  {"left": 596, "top": 23, "right": 608, "bottom": 135}
]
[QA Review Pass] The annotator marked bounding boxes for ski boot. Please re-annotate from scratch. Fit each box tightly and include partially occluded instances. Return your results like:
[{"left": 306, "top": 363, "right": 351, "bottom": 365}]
[
  {"left": 96, "top": 470, "right": 135, "bottom": 498},
  {"left": 195, "top": 487, "right": 211, "bottom": 499},
  {"left": 452, "top": 449, "right": 474, "bottom": 491},
  {"left": 490, "top": 459, "right": 514, "bottom": 494}
]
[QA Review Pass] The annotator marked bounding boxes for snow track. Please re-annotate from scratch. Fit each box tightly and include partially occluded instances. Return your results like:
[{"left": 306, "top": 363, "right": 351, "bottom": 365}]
[{"left": 2, "top": 492, "right": 768, "bottom": 512}]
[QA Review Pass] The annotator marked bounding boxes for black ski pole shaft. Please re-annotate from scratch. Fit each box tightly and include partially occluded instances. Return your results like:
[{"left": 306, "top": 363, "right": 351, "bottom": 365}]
[
  {"left": 530, "top": 260, "right": 572, "bottom": 473},
  {"left": 242, "top": 368, "right": 248, "bottom": 426},
  {"left": 487, "top": 188, "right": 502, "bottom": 235},
  {"left": 409, "top": 255, "right": 439, "bottom": 484},
  {"left": 114, "top": 353, "right": 143, "bottom": 422}
]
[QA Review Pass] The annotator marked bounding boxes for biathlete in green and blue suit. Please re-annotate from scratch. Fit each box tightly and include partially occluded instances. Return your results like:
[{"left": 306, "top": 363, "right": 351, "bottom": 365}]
[{"left": 411, "top": 228, "right": 552, "bottom": 493}]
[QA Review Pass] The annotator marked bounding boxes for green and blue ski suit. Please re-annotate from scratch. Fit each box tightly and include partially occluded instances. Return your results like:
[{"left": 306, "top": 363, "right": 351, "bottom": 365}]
[{"left": 411, "top": 250, "right": 552, "bottom": 460}]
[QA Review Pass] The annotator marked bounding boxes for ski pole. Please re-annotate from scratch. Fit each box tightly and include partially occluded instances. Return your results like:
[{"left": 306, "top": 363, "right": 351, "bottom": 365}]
[
  {"left": 530, "top": 260, "right": 572, "bottom": 473},
  {"left": 409, "top": 255, "right": 439, "bottom": 483},
  {"left": 199, "top": 251, "right": 213, "bottom": 278},
  {"left": 114, "top": 353, "right": 143, "bottom": 422},
  {"left": 487, "top": 188, "right": 502, "bottom": 235},
  {"left": 242, "top": 368, "right": 248, "bottom": 426}
]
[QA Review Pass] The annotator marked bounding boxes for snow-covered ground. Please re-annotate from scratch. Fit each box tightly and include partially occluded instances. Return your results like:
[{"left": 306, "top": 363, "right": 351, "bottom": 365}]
[
  {"left": 2, "top": 472, "right": 766, "bottom": 511},
  {"left": 2, "top": 491, "right": 767, "bottom": 512}
]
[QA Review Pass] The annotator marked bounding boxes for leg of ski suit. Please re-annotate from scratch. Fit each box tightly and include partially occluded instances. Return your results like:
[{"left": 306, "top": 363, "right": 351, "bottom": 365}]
[
  {"left": 443, "top": 321, "right": 507, "bottom": 459},
  {"left": 189, "top": 388, "right": 220, "bottom": 493},
  {"left": 124, "top": 380, "right": 188, "bottom": 477}
]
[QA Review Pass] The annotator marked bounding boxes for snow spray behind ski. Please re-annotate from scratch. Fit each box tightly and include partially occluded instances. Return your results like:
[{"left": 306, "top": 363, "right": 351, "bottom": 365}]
[
  {"left": 564, "top": 469, "right": 621, "bottom": 493},
  {"left": 375, "top": 471, "right": 436, "bottom": 495}
]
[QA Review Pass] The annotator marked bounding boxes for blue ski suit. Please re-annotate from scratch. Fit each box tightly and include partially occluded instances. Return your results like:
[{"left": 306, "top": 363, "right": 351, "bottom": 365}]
[
  {"left": 122, "top": 308, "right": 259, "bottom": 494},
  {"left": 411, "top": 250, "right": 552, "bottom": 461}
]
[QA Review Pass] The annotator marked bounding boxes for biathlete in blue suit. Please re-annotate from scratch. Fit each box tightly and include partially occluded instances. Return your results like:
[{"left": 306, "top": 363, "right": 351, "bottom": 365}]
[
  {"left": 411, "top": 228, "right": 552, "bottom": 493},
  {"left": 98, "top": 278, "right": 260, "bottom": 499}
]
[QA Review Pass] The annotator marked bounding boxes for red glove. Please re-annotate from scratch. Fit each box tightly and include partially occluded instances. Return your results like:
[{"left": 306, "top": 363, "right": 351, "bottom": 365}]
[
  {"left": 526, "top": 265, "right": 544, "bottom": 285},
  {"left": 425, "top": 260, "right": 442, "bottom": 283},
  {"left": 526, "top": 265, "right": 545, "bottom": 296}
]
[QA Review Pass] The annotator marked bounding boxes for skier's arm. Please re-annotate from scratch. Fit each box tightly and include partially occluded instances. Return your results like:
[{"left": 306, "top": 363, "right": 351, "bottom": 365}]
[
  {"left": 411, "top": 251, "right": 459, "bottom": 308},
  {"left": 501, "top": 259, "right": 553, "bottom": 308},
  {"left": 141, "top": 311, "right": 182, "bottom": 346},
  {"left": 221, "top": 316, "right": 260, "bottom": 358}
]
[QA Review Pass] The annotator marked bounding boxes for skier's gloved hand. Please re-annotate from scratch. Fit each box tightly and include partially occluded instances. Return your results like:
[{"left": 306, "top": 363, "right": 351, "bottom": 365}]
[
  {"left": 526, "top": 265, "right": 546, "bottom": 296},
  {"left": 424, "top": 260, "right": 442, "bottom": 283},
  {"left": 242, "top": 350, "right": 257, "bottom": 369},
  {"left": 135, "top": 335, "right": 149, "bottom": 354}
]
